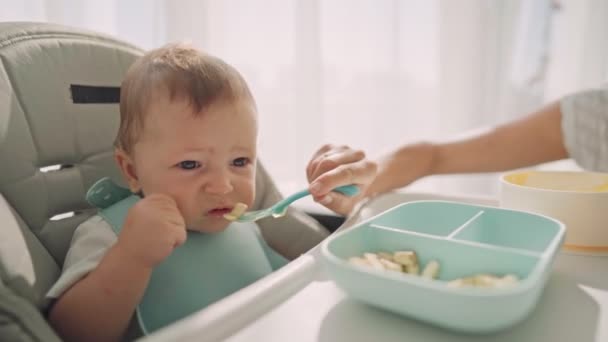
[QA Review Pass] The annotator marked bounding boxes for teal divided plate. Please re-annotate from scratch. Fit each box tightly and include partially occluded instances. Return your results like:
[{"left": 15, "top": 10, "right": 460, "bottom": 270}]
[{"left": 321, "top": 200, "right": 565, "bottom": 333}]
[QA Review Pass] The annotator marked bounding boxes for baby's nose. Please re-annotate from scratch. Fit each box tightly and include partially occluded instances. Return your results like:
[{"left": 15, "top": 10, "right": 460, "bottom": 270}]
[{"left": 204, "top": 173, "right": 234, "bottom": 195}]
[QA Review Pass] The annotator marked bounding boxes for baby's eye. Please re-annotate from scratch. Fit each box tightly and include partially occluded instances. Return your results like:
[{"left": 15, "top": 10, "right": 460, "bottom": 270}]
[
  {"left": 178, "top": 160, "right": 201, "bottom": 170},
  {"left": 232, "top": 157, "right": 250, "bottom": 167}
]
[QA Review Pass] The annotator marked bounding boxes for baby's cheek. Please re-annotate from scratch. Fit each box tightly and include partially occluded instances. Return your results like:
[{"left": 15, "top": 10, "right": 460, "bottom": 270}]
[{"left": 237, "top": 180, "right": 256, "bottom": 207}]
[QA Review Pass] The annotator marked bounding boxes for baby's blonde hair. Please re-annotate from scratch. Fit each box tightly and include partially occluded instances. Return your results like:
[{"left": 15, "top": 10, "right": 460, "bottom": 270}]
[{"left": 116, "top": 43, "right": 254, "bottom": 153}]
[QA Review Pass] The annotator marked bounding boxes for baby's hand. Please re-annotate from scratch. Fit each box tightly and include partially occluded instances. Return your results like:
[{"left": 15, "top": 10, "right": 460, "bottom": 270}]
[{"left": 116, "top": 194, "right": 187, "bottom": 269}]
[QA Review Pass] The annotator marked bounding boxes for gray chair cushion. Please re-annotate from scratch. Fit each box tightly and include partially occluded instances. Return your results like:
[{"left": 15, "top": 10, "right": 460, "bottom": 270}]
[
  {"left": 0, "top": 278, "right": 61, "bottom": 342},
  {"left": 0, "top": 22, "right": 143, "bottom": 309}
]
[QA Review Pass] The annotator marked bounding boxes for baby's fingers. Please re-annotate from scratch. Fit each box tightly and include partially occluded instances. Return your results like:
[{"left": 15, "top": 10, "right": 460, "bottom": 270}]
[{"left": 172, "top": 226, "right": 187, "bottom": 248}]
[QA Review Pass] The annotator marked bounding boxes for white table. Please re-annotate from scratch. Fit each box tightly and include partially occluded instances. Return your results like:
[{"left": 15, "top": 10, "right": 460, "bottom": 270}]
[{"left": 144, "top": 192, "right": 608, "bottom": 342}]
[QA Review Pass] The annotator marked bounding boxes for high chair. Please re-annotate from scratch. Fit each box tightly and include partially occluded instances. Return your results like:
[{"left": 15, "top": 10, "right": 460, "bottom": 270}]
[{"left": 0, "top": 22, "right": 334, "bottom": 341}]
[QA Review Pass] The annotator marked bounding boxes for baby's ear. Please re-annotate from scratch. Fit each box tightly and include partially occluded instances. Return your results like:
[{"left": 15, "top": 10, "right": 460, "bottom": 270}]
[{"left": 114, "top": 148, "right": 141, "bottom": 193}]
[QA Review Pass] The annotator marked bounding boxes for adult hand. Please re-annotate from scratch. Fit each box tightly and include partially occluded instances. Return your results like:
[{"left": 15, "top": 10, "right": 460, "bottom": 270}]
[{"left": 306, "top": 144, "right": 377, "bottom": 216}]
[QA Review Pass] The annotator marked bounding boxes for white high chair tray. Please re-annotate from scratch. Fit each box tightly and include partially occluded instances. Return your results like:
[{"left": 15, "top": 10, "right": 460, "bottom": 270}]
[{"left": 142, "top": 192, "right": 608, "bottom": 342}]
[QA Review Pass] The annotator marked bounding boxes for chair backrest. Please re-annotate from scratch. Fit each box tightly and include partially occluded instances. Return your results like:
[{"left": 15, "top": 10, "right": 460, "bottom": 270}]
[{"left": 0, "top": 22, "right": 142, "bottom": 309}]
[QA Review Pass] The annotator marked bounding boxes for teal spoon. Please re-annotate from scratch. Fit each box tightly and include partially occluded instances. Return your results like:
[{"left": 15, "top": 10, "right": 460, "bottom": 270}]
[{"left": 225, "top": 184, "right": 360, "bottom": 222}]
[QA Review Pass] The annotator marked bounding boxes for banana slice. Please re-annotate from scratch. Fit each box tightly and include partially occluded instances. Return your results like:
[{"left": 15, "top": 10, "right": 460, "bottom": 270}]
[{"left": 223, "top": 202, "right": 248, "bottom": 221}]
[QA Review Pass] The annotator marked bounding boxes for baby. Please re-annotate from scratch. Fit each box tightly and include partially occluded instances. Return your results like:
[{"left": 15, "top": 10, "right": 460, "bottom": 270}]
[{"left": 47, "top": 43, "right": 373, "bottom": 341}]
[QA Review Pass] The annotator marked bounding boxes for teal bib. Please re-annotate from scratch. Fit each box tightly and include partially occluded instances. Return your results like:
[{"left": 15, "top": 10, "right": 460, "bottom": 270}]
[{"left": 86, "top": 178, "right": 288, "bottom": 334}]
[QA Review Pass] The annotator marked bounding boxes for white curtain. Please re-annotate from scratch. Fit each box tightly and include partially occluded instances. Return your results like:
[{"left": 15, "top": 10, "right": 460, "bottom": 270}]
[{"left": 2, "top": 0, "right": 607, "bottom": 198}]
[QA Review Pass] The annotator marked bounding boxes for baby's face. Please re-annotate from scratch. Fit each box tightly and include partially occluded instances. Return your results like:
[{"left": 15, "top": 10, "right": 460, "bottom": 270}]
[{"left": 128, "top": 95, "right": 257, "bottom": 233}]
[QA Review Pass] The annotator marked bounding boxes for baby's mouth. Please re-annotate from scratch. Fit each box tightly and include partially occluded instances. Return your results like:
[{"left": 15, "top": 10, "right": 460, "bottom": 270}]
[{"left": 207, "top": 207, "right": 232, "bottom": 217}]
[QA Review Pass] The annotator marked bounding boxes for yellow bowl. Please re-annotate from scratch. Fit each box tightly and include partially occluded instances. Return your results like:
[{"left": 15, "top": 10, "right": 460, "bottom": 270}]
[{"left": 500, "top": 171, "right": 608, "bottom": 255}]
